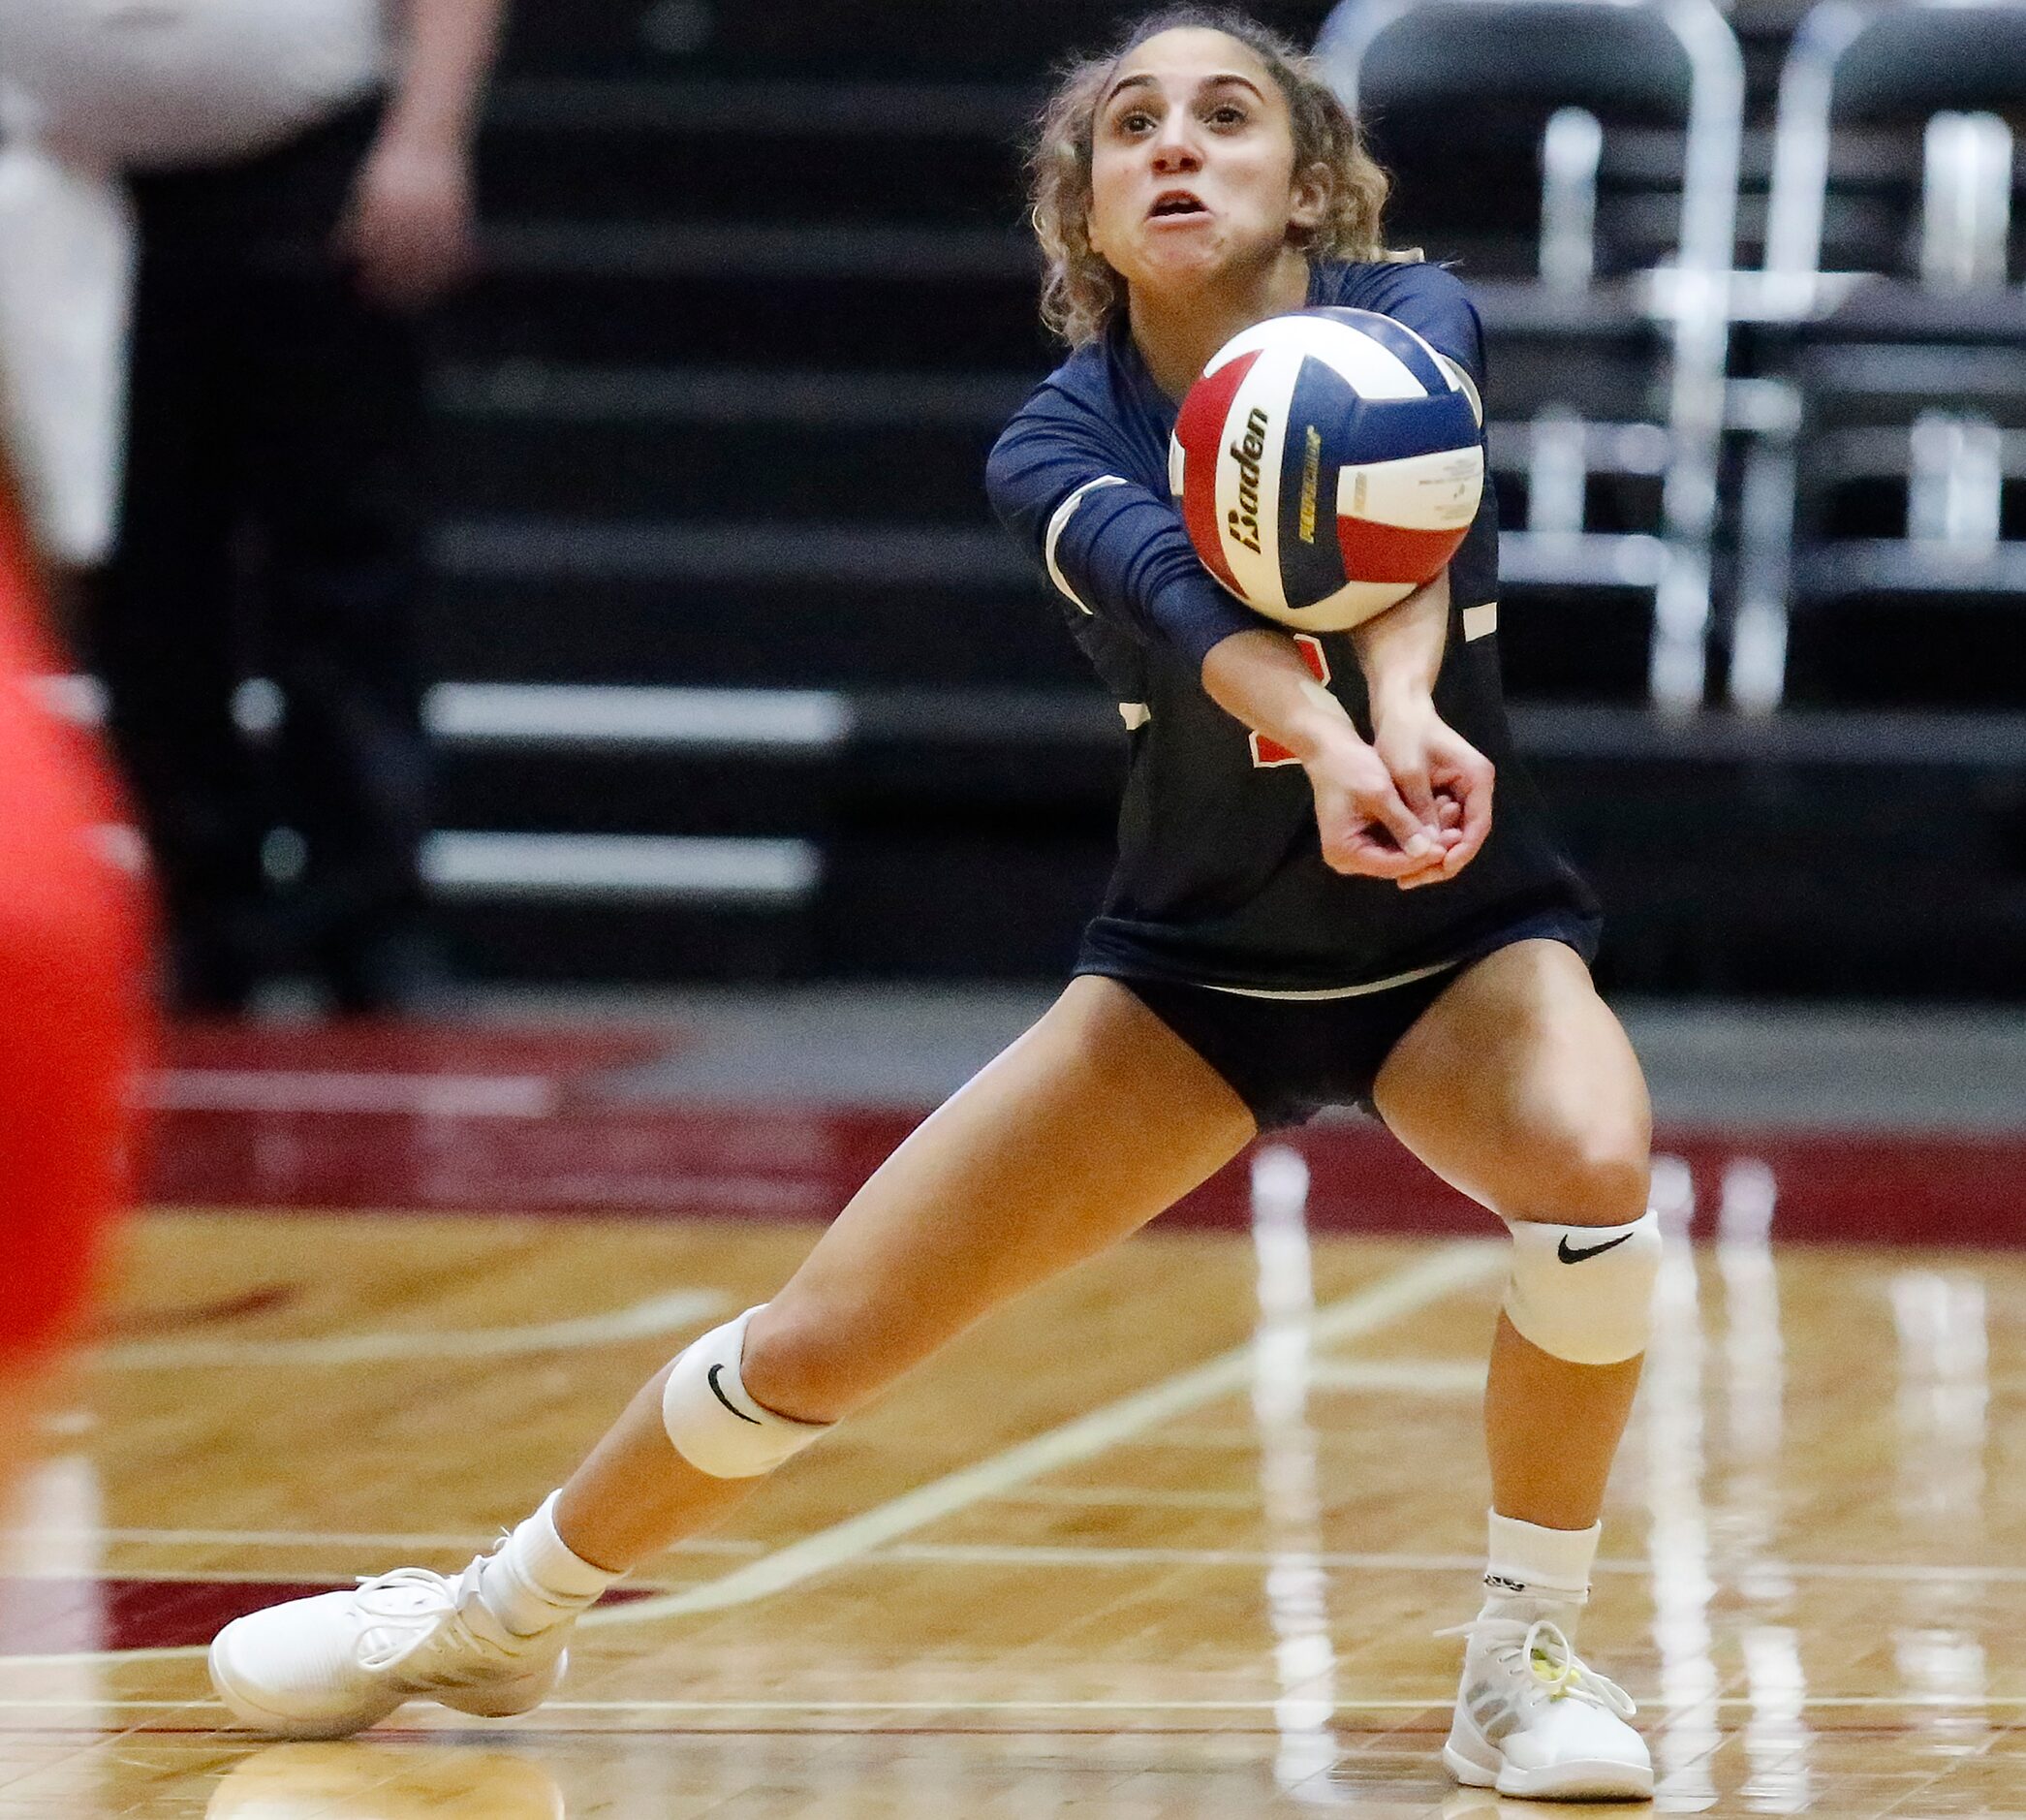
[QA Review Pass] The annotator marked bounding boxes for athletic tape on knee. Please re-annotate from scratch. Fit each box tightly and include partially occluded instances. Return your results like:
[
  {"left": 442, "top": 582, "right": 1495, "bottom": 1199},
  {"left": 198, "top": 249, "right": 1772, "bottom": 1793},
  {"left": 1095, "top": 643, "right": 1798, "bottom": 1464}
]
[
  {"left": 661, "top": 1305, "right": 831, "bottom": 1479},
  {"left": 1502, "top": 1210, "right": 1661, "bottom": 1365}
]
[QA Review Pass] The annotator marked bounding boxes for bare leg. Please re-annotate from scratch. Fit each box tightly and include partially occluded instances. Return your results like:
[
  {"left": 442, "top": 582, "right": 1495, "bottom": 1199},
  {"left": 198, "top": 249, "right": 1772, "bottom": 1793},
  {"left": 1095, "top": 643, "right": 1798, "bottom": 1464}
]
[
  {"left": 556, "top": 976, "right": 1256, "bottom": 1571},
  {"left": 1378, "top": 941, "right": 1658, "bottom": 1797},
  {"left": 554, "top": 1366, "right": 744, "bottom": 1569},
  {"left": 1373, "top": 940, "right": 1652, "bottom": 1529}
]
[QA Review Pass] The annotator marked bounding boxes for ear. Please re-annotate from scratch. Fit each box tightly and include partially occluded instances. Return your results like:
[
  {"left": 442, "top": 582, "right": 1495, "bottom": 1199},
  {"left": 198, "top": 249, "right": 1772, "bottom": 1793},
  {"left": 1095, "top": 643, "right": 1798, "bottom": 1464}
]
[{"left": 1289, "top": 160, "right": 1331, "bottom": 235}]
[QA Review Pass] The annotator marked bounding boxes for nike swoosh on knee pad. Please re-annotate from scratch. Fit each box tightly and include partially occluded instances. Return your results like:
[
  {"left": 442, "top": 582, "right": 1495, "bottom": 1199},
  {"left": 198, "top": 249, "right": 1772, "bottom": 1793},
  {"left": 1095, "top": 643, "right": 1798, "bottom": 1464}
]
[
  {"left": 1557, "top": 1233, "right": 1636, "bottom": 1264},
  {"left": 707, "top": 1364, "right": 762, "bottom": 1424}
]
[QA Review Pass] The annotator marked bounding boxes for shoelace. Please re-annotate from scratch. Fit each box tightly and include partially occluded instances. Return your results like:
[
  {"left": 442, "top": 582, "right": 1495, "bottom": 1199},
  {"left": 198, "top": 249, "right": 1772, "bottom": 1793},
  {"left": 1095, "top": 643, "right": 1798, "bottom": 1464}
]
[
  {"left": 352, "top": 1561, "right": 502, "bottom": 1680},
  {"left": 1434, "top": 1616, "right": 1637, "bottom": 1718}
]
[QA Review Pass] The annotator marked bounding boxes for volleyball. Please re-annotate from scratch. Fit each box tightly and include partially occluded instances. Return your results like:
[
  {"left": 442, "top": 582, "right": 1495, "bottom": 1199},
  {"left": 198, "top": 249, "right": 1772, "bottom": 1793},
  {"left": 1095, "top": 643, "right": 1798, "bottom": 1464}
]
[{"left": 1169, "top": 307, "right": 1485, "bottom": 633}]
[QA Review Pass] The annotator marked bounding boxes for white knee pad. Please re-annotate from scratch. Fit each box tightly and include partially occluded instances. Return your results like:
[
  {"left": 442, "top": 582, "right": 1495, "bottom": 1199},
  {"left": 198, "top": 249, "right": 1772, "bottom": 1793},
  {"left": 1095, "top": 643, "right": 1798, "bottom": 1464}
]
[
  {"left": 662, "top": 1305, "right": 831, "bottom": 1479},
  {"left": 1502, "top": 1210, "right": 1662, "bottom": 1365}
]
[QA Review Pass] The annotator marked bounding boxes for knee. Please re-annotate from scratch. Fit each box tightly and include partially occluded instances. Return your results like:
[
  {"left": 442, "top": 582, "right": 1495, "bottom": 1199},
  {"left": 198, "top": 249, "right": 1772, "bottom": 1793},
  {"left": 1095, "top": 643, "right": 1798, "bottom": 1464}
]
[
  {"left": 1503, "top": 1199, "right": 1661, "bottom": 1365},
  {"left": 739, "top": 1298, "right": 872, "bottom": 1427},
  {"left": 660, "top": 1304, "right": 835, "bottom": 1480},
  {"left": 1500, "top": 1117, "right": 1661, "bottom": 1368},
  {"left": 1503, "top": 1122, "right": 1652, "bottom": 1227}
]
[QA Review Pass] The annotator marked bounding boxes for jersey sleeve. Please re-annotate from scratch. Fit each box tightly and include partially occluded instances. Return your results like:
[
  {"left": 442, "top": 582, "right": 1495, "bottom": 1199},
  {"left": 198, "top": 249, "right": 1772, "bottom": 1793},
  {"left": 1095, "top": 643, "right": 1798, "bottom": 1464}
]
[{"left": 985, "top": 390, "right": 1259, "bottom": 671}]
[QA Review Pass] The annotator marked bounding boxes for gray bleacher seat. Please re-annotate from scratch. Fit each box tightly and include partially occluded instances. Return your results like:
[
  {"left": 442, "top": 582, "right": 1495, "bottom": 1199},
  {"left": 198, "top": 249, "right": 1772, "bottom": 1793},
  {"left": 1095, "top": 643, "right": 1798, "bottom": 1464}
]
[
  {"left": 1731, "top": 0, "right": 2026, "bottom": 708},
  {"left": 1316, "top": 0, "right": 1744, "bottom": 707}
]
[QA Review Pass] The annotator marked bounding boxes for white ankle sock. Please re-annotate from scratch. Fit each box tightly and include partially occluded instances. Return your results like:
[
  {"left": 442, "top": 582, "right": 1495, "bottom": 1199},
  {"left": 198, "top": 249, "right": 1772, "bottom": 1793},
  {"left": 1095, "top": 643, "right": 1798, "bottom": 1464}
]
[
  {"left": 480, "top": 1491, "right": 619, "bottom": 1637},
  {"left": 1479, "top": 1509, "right": 1600, "bottom": 1636}
]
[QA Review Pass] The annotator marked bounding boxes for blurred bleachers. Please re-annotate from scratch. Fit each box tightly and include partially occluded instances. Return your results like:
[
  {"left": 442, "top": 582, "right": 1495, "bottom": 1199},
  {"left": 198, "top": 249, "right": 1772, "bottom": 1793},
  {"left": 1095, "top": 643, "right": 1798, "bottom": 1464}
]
[{"left": 413, "top": 0, "right": 2026, "bottom": 997}]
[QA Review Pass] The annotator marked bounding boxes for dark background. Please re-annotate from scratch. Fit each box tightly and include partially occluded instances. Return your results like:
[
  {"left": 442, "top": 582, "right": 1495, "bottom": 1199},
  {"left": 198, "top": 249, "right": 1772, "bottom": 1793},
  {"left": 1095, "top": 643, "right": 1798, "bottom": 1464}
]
[{"left": 414, "top": 0, "right": 2026, "bottom": 998}]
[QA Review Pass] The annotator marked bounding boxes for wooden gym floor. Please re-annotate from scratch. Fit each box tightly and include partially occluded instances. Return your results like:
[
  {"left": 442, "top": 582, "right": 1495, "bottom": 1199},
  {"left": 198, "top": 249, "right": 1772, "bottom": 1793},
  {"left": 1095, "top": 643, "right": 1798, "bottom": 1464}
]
[{"left": 4, "top": 1015, "right": 2026, "bottom": 1817}]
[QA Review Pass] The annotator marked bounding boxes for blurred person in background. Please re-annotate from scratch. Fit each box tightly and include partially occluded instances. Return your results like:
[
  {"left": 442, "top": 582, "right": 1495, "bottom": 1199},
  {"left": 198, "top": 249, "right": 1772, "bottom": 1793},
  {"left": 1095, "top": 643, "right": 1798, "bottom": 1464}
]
[
  {"left": 0, "top": 0, "right": 507, "bottom": 1014},
  {"left": 0, "top": 426, "right": 154, "bottom": 1512}
]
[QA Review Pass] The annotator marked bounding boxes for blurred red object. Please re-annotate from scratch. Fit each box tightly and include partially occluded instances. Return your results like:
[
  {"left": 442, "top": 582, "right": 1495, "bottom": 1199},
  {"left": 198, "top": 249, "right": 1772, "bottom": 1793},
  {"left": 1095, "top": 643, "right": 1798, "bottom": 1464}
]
[{"left": 0, "top": 453, "right": 156, "bottom": 1380}]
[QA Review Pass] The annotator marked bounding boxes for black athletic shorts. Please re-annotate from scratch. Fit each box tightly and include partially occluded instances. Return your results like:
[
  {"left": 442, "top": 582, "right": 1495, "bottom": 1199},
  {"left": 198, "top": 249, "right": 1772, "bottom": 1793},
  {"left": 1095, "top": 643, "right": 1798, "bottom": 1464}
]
[{"left": 1089, "top": 909, "right": 1602, "bottom": 1131}]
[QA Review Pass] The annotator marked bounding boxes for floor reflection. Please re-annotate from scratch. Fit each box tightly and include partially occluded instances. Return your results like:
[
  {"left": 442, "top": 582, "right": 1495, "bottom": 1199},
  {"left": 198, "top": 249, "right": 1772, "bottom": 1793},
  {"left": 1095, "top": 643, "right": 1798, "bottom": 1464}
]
[
  {"left": 1890, "top": 1266, "right": 1993, "bottom": 1764},
  {"left": 1646, "top": 1156, "right": 1721, "bottom": 1810},
  {"left": 1249, "top": 1144, "right": 1350, "bottom": 1805},
  {"left": 207, "top": 1742, "right": 566, "bottom": 1818},
  {"left": 1716, "top": 1159, "right": 1813, "bottom": 1814}
]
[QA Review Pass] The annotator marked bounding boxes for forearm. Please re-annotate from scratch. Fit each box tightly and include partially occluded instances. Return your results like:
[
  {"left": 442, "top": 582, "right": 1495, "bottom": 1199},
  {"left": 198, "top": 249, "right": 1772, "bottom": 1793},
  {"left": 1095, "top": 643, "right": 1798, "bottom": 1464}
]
[
  {"left": 385, "top": 0, "right": 508, "bottom": 151},
  {"left": 1202, "top": 629, "right": 1445, "bottom": 874},
  {"left": 985, "top": 415, "right": 1259, "bottom": 666},
  {"left": 1349, "top": 571, "right": 1450, "bottom": 726},
  {"left": 1200, "top": 629, "right": 1360, "bottom": 761}
]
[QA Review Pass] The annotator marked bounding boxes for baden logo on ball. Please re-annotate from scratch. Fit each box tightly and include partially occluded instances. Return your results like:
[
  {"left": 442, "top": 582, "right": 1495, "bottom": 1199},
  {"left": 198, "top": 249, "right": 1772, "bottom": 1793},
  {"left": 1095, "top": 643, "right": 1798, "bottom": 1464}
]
[{"left": 1170, "top": 307, "right": 1485, "bottom": 634}]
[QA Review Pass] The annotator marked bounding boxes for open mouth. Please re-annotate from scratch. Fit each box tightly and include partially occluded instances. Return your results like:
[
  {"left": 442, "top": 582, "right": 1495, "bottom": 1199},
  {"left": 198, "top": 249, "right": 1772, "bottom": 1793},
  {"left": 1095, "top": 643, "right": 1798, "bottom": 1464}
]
[{"left": 1148, "top": 190, "right": 1209, "bottom": 221}]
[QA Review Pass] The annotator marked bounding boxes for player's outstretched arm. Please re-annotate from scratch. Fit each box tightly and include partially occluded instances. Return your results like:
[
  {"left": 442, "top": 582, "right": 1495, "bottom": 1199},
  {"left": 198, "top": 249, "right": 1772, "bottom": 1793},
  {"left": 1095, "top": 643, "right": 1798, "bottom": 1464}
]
[
  {"left": 987, "top": 402, "right": 1262, "bottom": 665},
  {"left": 1200, "top": 629, "right": 1441, "bottom": 882},
  {"left": 1351, "top": 571, "right": 1495, "bottom": 886}
]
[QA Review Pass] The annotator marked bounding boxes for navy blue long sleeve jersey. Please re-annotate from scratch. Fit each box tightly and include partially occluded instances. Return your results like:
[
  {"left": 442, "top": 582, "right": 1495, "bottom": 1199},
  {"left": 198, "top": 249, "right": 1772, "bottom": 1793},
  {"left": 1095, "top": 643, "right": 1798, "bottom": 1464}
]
[{"left": 985, "top": 258, "right": 1597, "bottom": 994}]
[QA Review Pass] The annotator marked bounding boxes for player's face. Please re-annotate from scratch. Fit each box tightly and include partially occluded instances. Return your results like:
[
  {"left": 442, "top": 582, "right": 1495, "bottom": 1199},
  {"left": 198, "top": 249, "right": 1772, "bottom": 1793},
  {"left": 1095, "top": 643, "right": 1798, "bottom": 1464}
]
[{"left": 1086, "top": 29, "right": 1325, "bottom": 297}]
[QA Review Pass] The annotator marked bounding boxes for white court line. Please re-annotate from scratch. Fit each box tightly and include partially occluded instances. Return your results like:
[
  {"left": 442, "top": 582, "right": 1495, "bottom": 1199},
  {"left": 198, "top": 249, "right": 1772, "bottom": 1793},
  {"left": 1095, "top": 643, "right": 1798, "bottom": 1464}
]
[
  {"left": 583, "top": 1244, "right": 1504, "bottom": 1629},
  {"left": 2, "top": 1534, "right": 2010, "bottom": 1585},
  {"left": 6, "top": 1694, "right": 2026, "bottom": 1714},
  {"left": 1003, "top": 1487, "right": 1262, "bottom": 1510},
  {"left": 1123, "top": 1366, "right": 1482, "bottom": 1444},
  {"left": 88, "top": 1288, "right": 730, "bottom": 1370},
  {"left": 883, "top": 1544, "right": 1499, "bottom": 1571},
  {"left": 143, "top": 1070, "right": 558, "bottom": 1118},
  {"left": 452, "top": 1694, "right": 2026, "bottom": 1712},
  {"left": 0, "top": 1527, "right": 764, "bottom": 1555},
  {"left": 0, "top": 1685, "right": 213, "bottom": 1702},
  {"left": 0, "top": 1555, "right": 753, "bottom": 1585},
  {"left": 7, "top": 1545, "right": 2013, "bottom": 1672},
  {"left": 1307, "top": 1358, "right": 1484, "bottom": 1394},
  {"left": 874, "top": 1544, "right": 2026, "bottom": 1586},
  {"left": 0, "top": 1647, "right": 204, "bottom": 1668},
  {"left": 4, "top": 1568, "right": 390, "bottom": 1586}
]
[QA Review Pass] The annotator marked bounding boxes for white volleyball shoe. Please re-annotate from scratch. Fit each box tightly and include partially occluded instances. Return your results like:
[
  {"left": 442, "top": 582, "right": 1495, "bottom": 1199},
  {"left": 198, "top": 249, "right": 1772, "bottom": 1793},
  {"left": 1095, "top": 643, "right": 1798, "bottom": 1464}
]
[
  {"left": 209, "top": 1557, "right": 571, "bottom": 1740},
  {"left": 1441, "top": 1615, "right": 1653, "bottom": 1801}
]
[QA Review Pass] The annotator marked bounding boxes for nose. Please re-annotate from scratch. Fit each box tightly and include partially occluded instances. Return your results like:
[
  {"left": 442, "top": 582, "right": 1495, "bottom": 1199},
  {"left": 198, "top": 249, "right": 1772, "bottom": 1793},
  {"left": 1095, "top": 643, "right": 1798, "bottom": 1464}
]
[{"left": 1150, "top": 112, "right": 1202, "bottom": 172}]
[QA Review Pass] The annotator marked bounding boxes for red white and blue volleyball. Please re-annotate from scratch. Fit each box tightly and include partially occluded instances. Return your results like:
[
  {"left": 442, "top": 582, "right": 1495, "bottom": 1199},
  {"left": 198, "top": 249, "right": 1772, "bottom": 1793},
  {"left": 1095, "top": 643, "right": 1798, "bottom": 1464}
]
[{"left": 1169, "top": 307, "right": 1485, "bottom": 633}]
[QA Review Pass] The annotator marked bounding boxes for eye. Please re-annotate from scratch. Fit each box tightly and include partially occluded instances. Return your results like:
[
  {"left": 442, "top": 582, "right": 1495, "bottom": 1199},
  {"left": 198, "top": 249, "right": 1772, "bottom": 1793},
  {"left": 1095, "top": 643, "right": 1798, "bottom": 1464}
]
[
  {"left": 1115, "top": 108, "right": 1157, "bottom": 135},
  {"left": 1207, "top": 103, "right": 1249, "bottom": 127}
]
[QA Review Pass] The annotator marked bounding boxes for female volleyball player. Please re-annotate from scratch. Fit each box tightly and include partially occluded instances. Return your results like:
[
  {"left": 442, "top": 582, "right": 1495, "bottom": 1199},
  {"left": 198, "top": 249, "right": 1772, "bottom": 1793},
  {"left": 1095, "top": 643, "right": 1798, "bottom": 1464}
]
[{"left": 212, "top": 9, "right": 1660, "bottom": 1799}]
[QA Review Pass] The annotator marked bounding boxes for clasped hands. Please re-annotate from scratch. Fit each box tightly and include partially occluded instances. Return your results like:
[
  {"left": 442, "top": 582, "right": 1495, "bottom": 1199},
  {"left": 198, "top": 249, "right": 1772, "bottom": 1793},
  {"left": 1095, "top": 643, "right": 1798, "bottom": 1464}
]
[{"left": 1302, "top": 694, "right": 1494, "bottom": 890}]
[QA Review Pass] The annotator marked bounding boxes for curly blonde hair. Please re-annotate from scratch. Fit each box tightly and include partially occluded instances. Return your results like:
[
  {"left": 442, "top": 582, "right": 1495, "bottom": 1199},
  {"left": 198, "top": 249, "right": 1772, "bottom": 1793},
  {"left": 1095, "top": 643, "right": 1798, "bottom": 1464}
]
[{"left": 1026, "top": 6, "right": 1415, "bottom": 347}]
